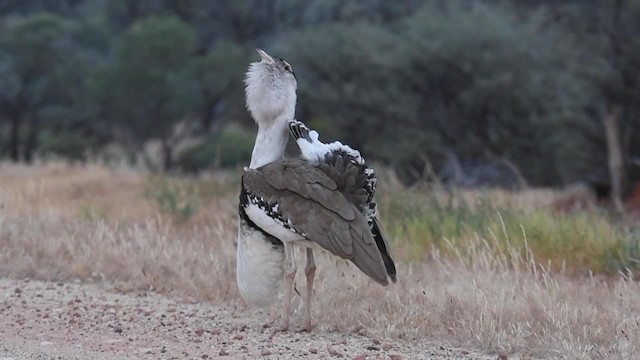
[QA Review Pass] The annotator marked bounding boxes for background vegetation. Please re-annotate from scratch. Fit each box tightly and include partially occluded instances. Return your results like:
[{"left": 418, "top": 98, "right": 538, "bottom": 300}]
[{"left": 1, "top": 0, "right": 639, "bottom": 191}]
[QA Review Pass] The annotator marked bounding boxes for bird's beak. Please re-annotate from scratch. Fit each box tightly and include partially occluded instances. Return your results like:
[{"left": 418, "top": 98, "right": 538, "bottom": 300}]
[{"left": 256, "top": 49, "right": 275, "bottom": 64}]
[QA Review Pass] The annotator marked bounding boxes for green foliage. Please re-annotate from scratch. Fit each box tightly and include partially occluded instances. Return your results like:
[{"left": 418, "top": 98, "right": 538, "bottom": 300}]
[
  {"left": 0, "top": 13, "right": 75, "bottom": 161},
  {"left": 276, "top": 2, "right": 605, "bottom": 185},
  {"left": 37, "top": 130, "right": 100, "bottom": 160},
  {"left": 379, "top": 186, "right": 640, "bottom": 276},
  {"left": 177, "top": 128, "right": 254, "bottom": 172},
  {"left": 110, "top": 15, "right": 196, "bottom": 142},
  {"left": 78, "top": 203, "right": 108, "bottom": 221},
  {"left": 145, "top": 179, "right": 199, "bottom": 221},
  {"left": 190, "top": 41, "right": 250, "bottom": 129},
  {"left": 1, "top": 0, "right": 640, "bottom": 189},
  {"left": 87, "top": 15, "right": 199, "bottom": 169}
]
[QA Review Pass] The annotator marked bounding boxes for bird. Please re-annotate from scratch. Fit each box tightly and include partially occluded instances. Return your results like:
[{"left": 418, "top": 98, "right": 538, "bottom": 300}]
[
  {"left": 236, "top": 49, "right": 295, "bottom": 310},
  {"left": 237, "top": 49, "right": 396, "bottom": 331}
]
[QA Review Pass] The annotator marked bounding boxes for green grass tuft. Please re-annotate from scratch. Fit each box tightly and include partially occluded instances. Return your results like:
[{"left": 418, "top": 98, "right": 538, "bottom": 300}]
[
  {"left": 145, "top": 178, "right": 200, "bottom": 221},
  {"left": 379, "top": 186, "right": 640, "bottom": 276}
]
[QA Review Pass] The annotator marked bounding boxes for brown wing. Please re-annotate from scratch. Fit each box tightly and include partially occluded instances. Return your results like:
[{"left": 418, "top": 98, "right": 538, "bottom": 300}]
[{"left": 242, "top": 159, "right": 389, "bottom": 285}]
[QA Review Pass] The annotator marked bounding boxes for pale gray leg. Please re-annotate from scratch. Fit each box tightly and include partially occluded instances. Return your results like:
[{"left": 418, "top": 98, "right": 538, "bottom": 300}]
[
  {"left": 282, "top": 243, "right": 297, "bottom": 330},
  {"left": 303, "top": 248, "right": 316, "bottom": 331}
]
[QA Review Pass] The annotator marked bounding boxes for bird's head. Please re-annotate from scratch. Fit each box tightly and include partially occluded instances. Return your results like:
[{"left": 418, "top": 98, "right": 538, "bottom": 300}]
[{"left": 244, "top": 49, "right": 297, "bottom": 126}]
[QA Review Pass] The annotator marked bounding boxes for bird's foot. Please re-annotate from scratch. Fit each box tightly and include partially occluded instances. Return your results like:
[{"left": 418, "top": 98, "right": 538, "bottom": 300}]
[{"left": 300, "top": 323, "right": 313, "bottom": 333}]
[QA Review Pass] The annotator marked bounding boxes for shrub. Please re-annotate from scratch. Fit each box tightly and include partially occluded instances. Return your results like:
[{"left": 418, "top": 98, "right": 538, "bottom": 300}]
[{"left": 177, "top": 128, "right": 253, "bottom": 172}]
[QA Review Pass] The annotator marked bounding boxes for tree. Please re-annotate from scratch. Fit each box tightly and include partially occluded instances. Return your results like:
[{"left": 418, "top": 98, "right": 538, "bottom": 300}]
[
  {"left": 190, "top": 41, "right": 249, "bottom": 132},
  {"left": 276, "top": 2, "right": 591, "bottom": 186},
  {"left": 553, "top": 0, "right": 640, "bottom": 203},
  {"left": 0, "top": 13, "right": 72, "bottom": 162},
  {"left": 89, "top": 15, "right": 197, "bottom": 170},
  {"left": 397, "top": 2, "right": 590, "bottom": 185}
]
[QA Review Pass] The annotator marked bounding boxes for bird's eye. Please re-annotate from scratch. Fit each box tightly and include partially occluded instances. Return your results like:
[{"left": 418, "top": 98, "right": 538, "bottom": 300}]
[{"left": 283, "top": 62, "right": 293, "bottom": 73}]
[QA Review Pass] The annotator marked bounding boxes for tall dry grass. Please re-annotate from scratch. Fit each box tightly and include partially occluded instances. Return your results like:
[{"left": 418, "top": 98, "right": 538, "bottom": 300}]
[{"left": 1, "top": 161, "right": 639, "bottom": 359}]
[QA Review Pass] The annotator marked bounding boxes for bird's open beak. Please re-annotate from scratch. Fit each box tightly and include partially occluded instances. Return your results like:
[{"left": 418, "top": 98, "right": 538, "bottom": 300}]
[{"left": 256, "top": 49, "right": 275, "bottom": 64}]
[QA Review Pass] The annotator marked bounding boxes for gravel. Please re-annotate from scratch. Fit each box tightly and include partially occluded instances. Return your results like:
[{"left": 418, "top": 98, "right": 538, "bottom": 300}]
[{"left": 0, "top": 278, "right": 493, "bottom": 360}]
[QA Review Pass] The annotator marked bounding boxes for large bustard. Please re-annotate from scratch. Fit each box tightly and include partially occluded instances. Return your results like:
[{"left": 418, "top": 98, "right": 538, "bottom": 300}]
[{"left": 237, "top": 49, "right": 396, "bottom": 331}]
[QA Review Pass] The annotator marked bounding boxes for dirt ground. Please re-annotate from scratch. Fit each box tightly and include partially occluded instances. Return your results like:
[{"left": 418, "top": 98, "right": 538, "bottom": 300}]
[{"left": 0, "top": 278, "right": 495, "bottom": 360}]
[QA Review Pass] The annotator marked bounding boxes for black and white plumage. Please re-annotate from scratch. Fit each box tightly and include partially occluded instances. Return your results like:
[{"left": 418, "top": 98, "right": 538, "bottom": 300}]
[
  {"left": 236, "top": 49, "right": 294, "bottom": 310},
  {"left": 287, "top": 120, "right": 396, "bottom": 282},
  {"left": 237, "top": 50, "right": 396, "bottom": 331}
]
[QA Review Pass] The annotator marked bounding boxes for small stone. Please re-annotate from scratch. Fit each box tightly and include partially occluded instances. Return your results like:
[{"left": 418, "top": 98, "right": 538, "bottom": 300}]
[
  {"left": 113, "top": 326, "right": 123, "bottom": 334},
  {"left": 233, "top": 334, "right": 244, "bottom": 340},
  {"left": 219, "top": 349, "right": 228, "bottom": 356},
  {"left": 389, "top": 355, "right": 402, "bottom": 360},
  {"left": 261, "top": 349, "right": 272, "bottom": 356},
  {"left": 372, "top": 339, "right": 380, "bottom": 345},
  {"left": 382, "top": 344, "right": 393, "bottom": 351},
  {"left": 366, "top": 346, "right": 379, "bottom": 351},
  {"left": 14, "top": 288, "right": 22, "bottom": 294},
  {"left": 352, "top": 355, "right": 366, "bottom": 360},
  {"left": 195, "top": 328, "right": 205, "bottom": 336},
  {"left": 497, "top": 354, "right": 508, "bottom": 360},
  {"left": 309, "top": 348, "right": 318, "bottom": 354},
  {"left": 328, "top": 347, "right": 344, "bottom": 358},
  {"left": 202, "top": 355, "right": 209, "bottom": 359}
]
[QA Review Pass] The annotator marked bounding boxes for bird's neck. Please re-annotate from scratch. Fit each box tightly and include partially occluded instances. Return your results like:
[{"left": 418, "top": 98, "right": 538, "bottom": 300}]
[{"left": 249, "top": 114, "right": 290, "bottom": 169}]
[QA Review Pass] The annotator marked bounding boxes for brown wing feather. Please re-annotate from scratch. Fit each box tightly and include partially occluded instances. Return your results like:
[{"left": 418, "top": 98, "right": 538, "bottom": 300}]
[
  {"left": 318, "top": 158, "right": 369, "bottom": 210},
  {"left": 242, "top": 159, "right": 388, "bottom": 284}
]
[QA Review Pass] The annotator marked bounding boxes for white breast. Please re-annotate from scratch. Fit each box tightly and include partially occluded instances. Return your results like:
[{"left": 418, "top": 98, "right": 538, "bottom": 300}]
[
  {"left": 236, "top": 220, "right": 285, "bottom": 308},
  {"left": 244, "top": 202, "right": 307, "bottom": 243}
]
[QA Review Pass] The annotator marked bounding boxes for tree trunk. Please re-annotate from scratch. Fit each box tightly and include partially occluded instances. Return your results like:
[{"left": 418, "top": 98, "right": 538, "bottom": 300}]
[
  {"left": 162, "top": 138, "right": 173, "bottom": 171},
  {"left": 24, "top": 115, "right": 39, "bottom": 164},
  {"left": 603, "top": 105, "right": 625, "bottom": 213},
  {"left": 9, "top": 116, "right": 20, "bottom": 162},
  {"left": 200, "top": 98, "right": 216, "bottom": 130}
]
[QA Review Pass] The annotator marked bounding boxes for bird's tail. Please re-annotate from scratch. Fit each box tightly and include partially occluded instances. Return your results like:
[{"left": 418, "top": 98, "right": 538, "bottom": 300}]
[
  {"left": 288, "top": 119, "right": 313, "bottom": 143},
  {"left": 371, "top": 217, "right": 396, "bottom": 283},
  {"left": 288, "top": 120, "right": 329, "bottom": 162}
]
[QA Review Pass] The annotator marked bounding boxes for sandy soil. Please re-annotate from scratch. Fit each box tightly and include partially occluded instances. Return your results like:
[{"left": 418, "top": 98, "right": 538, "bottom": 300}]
[{"left": 0, "top": 278, "right": 495, "bottom": 360}]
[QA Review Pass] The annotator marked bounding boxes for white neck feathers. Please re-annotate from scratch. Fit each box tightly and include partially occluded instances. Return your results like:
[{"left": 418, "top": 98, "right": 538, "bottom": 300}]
[
  {"left": 249, "top": 113, "right": 290, "bottom": 169},
  {"left": 244, "top": 62, "right": 296, "bottom": 126},
  {"left": 244, "top": 61, "right": 297, "bottom": 169}
]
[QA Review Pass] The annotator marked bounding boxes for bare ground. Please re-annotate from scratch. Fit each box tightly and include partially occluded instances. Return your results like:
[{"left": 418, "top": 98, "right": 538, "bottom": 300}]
[{"left": 0, "top": 278, "right": 492, "bottom": 360}]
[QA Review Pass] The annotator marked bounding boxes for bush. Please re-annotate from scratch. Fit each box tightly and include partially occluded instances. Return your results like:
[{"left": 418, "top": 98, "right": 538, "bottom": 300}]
[
  {"left": 37, "top": 130, "right": 101, "bottom": 160},
  {"left": 144, "top": 179, "right": 199, "bottom": 221},
  {"left": 379, "top": 185, "right": 640, "bottom": 276},
  {"left": 176, "top": 128, "right": 253, "bottom": 172}
]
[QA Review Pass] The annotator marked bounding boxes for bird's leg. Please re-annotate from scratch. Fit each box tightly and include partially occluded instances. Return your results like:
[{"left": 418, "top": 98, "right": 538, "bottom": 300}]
[
  {"left": 303, "top": 248, "right": 316, "bottom": 332},
  {"left": 282, "top": 243, "right": 297, "bottom": 331}
]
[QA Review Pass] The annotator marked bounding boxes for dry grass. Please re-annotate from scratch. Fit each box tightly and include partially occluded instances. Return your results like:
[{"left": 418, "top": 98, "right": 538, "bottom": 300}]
[{"left": 1, "top": 161, "right": 639, "bottom": 359}]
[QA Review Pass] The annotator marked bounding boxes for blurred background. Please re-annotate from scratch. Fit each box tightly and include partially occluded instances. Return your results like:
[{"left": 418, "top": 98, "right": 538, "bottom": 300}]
[{"left": 1, "top": 0, "right": 639, "bottom": 200}]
